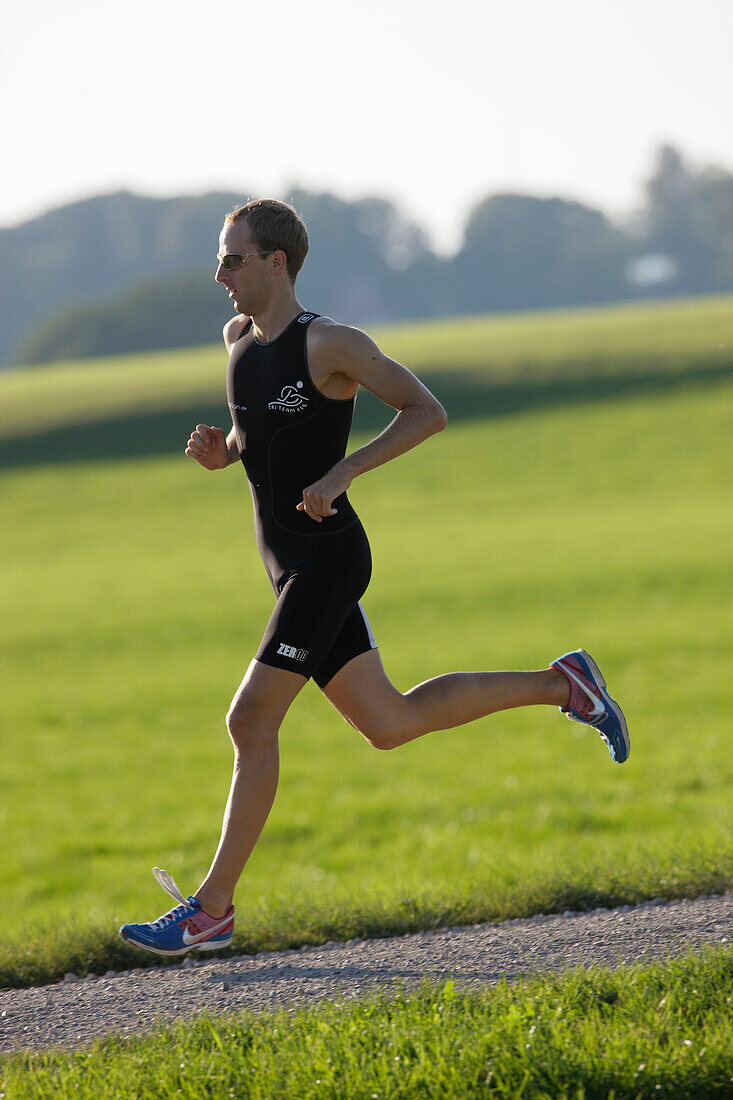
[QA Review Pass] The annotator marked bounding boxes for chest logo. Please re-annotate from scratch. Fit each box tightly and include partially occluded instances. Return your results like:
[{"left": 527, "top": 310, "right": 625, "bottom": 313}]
[{"left": 268, "top": 381, "right": 309, "bottom": 413}]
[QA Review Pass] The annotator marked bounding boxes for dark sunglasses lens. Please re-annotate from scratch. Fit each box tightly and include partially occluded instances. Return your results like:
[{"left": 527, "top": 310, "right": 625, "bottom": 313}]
[{"left": 221, "top": 254, "right": 243, "bottom": 270}]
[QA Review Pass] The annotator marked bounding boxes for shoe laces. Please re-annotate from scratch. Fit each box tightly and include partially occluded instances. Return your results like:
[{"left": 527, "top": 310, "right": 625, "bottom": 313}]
[{"left": 149, "top": 867, "right": 196, "bottom": 929}]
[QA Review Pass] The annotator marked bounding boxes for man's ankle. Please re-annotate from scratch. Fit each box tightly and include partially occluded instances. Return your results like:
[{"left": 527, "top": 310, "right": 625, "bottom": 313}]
[
  {"left": 547, "top": 667, "right": 571, "bottom": 707},
  {"left": 195, "top": 890, "right": 232, "bottom": 919}
]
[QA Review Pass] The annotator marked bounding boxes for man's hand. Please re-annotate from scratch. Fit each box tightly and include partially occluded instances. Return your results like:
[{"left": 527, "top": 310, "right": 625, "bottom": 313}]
[
  {"left": 297, "top": 463, "right": 353, "bottom": 523},
  {"left": 185, "top": 424, "right": 231, "bottom": 470}
]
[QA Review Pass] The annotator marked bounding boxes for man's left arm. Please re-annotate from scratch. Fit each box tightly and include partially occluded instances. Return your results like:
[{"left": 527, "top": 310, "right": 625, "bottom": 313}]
[{"left": 297, "top": 326, "right": 447, "bottom": 523}]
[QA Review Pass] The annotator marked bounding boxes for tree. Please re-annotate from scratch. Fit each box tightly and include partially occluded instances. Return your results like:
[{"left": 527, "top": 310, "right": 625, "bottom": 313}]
[
  {"left": 632, "top": 145, "right": 733, "bottom": 294},
  {"left": 453, "top": 194, "right": 630, "bottom": 313},
  {"left": 18, "top": 273, "right": 230, "bottom": 364}
]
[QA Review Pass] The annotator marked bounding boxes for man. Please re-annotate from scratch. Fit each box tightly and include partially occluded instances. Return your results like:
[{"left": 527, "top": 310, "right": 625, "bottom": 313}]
[{"left": 119, "top": 199, "right": 629, "bottom": 956}]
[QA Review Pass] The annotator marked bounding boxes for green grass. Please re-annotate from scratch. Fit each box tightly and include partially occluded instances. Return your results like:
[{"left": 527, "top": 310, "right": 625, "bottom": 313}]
[
  {"left": 2, "top": 294, "right": 732, "bottom": 437},
  {"left": 2, "top": 949, "right": 732, "bottom": 1098},
  {"left": 1, "top": 362, "right": 732, "bottom": 987}
]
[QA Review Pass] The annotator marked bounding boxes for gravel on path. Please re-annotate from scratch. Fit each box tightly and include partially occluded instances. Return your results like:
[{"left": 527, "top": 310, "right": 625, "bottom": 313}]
[{"left": 1, "top": 892, "right": 730, "bottom": 1054}]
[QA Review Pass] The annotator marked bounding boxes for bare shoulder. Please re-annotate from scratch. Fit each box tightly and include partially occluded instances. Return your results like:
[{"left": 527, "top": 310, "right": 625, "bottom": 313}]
[
  {"left": 306, "top": 317, "right": 384, "bottom": 400},
  {"left": 307, "top": 316, "right": 381, "bottom": 368},
  {"left": 308, "top": 316, "right": 447, "bottom": 421},
  {"left": 223, "top": 314, "right": 250, "bottom": 354}
]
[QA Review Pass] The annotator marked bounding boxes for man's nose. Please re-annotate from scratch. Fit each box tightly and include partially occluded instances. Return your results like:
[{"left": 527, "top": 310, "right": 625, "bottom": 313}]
[{"left": 215, "top": 262, "right": 227, "bottom": 283}]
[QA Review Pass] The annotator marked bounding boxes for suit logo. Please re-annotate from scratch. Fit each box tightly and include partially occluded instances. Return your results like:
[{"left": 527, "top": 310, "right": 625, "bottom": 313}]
[
  {"left": 277, "top": 642, "right": 308, "bottom": 661},
  {"left": 268, "top": 381, "right": 309, "bottom": 413}
]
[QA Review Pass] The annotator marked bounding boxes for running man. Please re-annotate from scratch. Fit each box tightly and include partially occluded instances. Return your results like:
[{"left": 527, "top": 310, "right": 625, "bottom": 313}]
[{"left": 119, "top": 199, "right": 629, "bottom": 956}]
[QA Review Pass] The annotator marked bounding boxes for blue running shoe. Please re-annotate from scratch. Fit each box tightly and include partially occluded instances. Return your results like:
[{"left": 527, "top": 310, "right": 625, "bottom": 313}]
[
  {"left": 552, "top": 649, "right": 630, "bottom": 763},
  {"left": 119, "top": 868, "right": 234, "bottom": 956}
]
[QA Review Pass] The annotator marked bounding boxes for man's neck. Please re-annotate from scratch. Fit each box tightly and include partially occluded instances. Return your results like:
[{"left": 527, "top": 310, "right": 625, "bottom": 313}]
[{"left": 250, "top": 293, "right": 304, "bottom": 344}]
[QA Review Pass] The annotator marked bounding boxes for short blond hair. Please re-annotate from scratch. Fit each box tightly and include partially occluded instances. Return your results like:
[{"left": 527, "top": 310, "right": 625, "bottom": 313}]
[{"left": 225, "top": 199, "right": 309, "bottom": 282}]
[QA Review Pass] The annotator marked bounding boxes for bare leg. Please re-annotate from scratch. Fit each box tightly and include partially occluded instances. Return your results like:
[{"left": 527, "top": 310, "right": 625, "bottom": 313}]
[
  {"left": 323, "top": 648, "right": 570, "bottom": 750},
  {"left": 195, "top": 660, "right": 306, "bottom": 918}
]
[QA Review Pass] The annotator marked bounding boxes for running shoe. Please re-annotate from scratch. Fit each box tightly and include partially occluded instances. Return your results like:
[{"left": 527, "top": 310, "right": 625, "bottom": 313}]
[
  {"left": 118, "top": 868, "right": 234, "bottom": 956},
  {"left": 551, "top": 648, "right": 630, "bottom": 764}
]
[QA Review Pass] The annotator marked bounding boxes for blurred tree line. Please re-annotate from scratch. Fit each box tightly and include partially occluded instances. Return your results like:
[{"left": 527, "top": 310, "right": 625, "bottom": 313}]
[{"left": 3, "top": 145, "right": 732, "bottom": 367}]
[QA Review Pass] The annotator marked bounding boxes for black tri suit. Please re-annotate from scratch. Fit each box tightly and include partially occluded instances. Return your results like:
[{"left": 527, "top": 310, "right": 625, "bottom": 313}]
[{"left": 226, "top": 311, "right": 377, "bottom": 688}]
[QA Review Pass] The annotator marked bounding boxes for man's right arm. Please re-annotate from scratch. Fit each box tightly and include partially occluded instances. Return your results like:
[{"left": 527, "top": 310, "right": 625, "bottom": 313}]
[{"left": 185, "top": 316, "right": 247, "bottom": 470}]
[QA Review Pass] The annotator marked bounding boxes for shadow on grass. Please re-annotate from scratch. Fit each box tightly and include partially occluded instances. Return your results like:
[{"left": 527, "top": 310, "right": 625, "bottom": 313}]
[{"left": 2, "top": 361, "right": 732, "bottom": 469}]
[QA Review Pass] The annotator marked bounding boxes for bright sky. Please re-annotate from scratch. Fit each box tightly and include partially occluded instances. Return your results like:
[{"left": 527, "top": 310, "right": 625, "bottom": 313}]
[{"left": 3, "top": 0, "right": 732, "bottom": 253}]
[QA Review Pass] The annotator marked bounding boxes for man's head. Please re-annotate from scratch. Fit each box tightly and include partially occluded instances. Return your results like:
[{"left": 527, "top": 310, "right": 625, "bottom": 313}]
[
  {"left": 216, "top": 199, "right": 308, "bottom": 315},
  {"left": 224, "top": 199, "right": 308, "bottom": 282}
]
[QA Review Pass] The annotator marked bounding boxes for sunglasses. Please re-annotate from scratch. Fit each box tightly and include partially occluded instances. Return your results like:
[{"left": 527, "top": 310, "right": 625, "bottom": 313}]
[{"left": 217, "top": 250, "right": 274, "bottom": 271}]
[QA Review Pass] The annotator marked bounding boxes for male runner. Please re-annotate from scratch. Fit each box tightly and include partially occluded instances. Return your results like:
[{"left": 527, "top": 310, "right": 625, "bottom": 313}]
[{"left": 120, "top": 199, "right": 629, "bottom": 956}]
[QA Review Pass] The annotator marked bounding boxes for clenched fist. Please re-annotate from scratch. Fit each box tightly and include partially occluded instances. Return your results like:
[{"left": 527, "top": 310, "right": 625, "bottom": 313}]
[
  {"left": 185, "top": 424, "right": 230, "bottom": 470},
  {"left": 297, "top": 463, "right": 352, "bottom": 522}
]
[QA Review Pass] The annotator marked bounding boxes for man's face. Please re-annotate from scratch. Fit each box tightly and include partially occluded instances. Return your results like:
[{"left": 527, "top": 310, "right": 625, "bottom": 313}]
[{"left": 215, "top": 221, "right": 273, "bottom": 315}]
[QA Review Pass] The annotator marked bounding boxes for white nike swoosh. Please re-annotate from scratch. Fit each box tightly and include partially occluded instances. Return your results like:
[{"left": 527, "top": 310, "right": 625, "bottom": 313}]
[
  {"left": 560, "top": 664, "right": 606, "bottom": 719},
  {"left": 181, "top": 914, "right": 232, "bottom": 945}
]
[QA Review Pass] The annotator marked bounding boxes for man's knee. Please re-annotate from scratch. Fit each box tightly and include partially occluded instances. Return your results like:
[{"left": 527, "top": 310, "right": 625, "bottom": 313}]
[
  {"left": 356, "top": 711, "right": 405, "bottom": 751},
  {"left": 331, "top": 688, "right": 415, "bottom": 751},
  {"left": 226, "top": 691, "right": 279, "bottom": 750},
  {"left": 225, "top": 660, "right": 305, "bottom": 749}
]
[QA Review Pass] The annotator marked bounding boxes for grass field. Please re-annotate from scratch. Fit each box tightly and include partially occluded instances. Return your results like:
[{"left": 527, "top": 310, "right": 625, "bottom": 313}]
[
  {"left": 1, "top": 297, "right": 732, "bottom": 991},
  {"left": 2, "top": 949, "right": 732, "bottom": 1098}
]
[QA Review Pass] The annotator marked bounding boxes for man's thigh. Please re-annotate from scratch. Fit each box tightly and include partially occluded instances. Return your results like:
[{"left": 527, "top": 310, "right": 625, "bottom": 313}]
[{"left": 320, "top": 647, "right": 403, "bottom": 733}]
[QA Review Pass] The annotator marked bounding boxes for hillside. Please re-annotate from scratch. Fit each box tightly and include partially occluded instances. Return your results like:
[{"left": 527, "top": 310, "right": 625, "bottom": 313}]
[{"left": 1, "top": 294, "right": 732, "bottom": 470}]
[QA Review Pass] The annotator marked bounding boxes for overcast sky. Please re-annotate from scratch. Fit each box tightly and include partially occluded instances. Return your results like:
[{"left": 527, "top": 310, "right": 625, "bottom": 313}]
[{"left": 3, "top": 0, "right": 732, "bottom": 252}]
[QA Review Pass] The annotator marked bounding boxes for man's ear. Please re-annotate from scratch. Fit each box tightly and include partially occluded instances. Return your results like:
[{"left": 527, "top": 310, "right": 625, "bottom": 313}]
[{"left": 270, "top": 249, "right": 288, "bottom": 277}]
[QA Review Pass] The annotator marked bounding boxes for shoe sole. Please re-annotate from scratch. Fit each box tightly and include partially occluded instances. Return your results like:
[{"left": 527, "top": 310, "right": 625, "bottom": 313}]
[
  {"left": 559, "top": 648, "right": 630, "bottom": 764},
  {"left": 118, "top": 929, "right": 233, "bottom": 956}
]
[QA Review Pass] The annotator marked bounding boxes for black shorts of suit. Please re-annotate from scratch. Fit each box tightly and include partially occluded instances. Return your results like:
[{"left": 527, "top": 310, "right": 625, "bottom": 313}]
[{"left": 255, "top": 520, "right": 377, "bottom": 689}]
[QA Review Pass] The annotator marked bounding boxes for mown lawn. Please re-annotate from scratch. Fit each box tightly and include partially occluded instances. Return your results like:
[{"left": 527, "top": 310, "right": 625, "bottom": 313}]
[{"left": 1, "top": 358, "right": 731, "bottom": 985}]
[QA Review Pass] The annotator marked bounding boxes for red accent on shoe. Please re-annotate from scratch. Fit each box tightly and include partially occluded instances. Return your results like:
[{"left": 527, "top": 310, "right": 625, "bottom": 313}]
[{"left": 552, "top": 656, "right": 600, "bottom": 721}]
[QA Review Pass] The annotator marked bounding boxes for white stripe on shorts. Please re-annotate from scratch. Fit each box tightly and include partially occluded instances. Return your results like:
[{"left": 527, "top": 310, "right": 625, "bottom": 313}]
[{"left": 358, "top": 602, "right": 378, "bottom": 649}]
